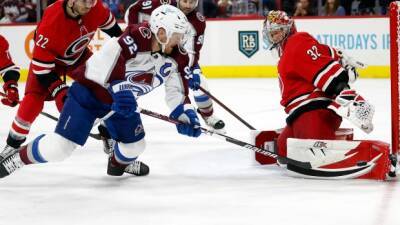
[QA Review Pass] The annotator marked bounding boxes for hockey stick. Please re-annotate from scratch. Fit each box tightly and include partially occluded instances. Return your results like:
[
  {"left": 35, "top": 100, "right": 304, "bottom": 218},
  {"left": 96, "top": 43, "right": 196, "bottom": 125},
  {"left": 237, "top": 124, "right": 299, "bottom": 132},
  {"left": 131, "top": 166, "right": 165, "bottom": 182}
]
[
  {"left": 0, "top": 91, "right": 103, "bottom": 140},
  {"left": 136, "top": 107, "right": 311, "bottom": 169},
  {"left": 197, "top": 86, "right": 256, "bottom": 130}
]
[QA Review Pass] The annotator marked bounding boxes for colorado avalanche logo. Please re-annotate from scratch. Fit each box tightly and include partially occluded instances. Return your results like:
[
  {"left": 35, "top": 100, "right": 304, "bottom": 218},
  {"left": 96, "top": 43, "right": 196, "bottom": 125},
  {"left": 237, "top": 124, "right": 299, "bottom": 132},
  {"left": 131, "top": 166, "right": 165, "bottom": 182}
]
[
  {"left": 125, "top": 70, "right": 154, "bottom": 96},
  {"left": 64, "top": 31, "right": 95, "bottom": 58},
  {"left": 139, "top": 27, "right": 152, "bottom": 39},
  {"left": 196, "top": 12, "right": 205, "bottom": 22}
]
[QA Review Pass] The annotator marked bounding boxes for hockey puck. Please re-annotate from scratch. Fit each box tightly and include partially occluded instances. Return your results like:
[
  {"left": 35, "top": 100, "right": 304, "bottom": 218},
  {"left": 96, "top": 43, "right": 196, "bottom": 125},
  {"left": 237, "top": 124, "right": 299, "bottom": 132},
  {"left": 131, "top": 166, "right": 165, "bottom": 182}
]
[{"left": 357, "top": 161, "right": 367, "bottom": 166}]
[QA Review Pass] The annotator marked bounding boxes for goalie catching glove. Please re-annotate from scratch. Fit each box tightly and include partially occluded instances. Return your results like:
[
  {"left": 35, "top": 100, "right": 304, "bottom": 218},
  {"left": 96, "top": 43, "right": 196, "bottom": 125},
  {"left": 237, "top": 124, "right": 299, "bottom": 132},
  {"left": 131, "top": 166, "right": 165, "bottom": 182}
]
[
  {"left": 170, "top": 104, "right": 201, "bottom": 137},
  {"left": 328, "top": 89, "right": 374, "bottom": 133}
]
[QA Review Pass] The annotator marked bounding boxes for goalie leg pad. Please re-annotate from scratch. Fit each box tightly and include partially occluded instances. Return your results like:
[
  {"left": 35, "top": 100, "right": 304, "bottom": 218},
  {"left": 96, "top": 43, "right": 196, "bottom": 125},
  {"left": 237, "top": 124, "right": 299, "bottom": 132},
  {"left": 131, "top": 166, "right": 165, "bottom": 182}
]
[
  {"left": 286, "top": 138, "right": 390, "bottom": 180},
  {"left": 277, "top": 109, "right": 342, "bottom": 157},
  {"left": 252, "top": 127, "right": 353, "bottom": 165}
]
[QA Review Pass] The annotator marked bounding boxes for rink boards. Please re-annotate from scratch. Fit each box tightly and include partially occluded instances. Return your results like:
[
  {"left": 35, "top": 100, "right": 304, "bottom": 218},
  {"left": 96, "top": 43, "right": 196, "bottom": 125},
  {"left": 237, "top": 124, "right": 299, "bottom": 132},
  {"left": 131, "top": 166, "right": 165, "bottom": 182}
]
[{"left": 0, "top": 16, "right": 390, "bottom": 80}]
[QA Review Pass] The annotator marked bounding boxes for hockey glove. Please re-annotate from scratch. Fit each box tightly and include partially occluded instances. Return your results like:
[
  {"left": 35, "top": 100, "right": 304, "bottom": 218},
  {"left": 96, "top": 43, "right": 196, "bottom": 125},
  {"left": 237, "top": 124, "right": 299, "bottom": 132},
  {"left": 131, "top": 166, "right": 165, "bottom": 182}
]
[
  {"left": 48, "top": 79, "right": 69, "bottom": 112},
  {"left": 170, "top": 104, "right": 201, "bottom": 137},
  {"left": 184, "top": 64, "right": 202, "bottom": 91},
  {"left": 337, "top": 48, "right": 366, "bottom": 83},
  {"left": 1, "top": 80, "right": 19, "bottom": 107},
  {"left": 108, "top": 80, "right": 137, "bottom": 118},
  {"left": 328, "top": 89, "right": 374, "bottom": 133}
]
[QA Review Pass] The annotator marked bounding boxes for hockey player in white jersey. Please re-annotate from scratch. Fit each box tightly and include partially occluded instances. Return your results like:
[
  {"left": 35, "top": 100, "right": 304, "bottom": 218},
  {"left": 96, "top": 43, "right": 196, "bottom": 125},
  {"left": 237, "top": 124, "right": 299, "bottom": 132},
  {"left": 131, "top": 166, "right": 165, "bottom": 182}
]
[
  {"left": 124, "top": 0, "right": 225, "bottom": 130},
  {"left": 97, "top": 0, "right": 226, "bottom": 164},
  {"left": 0, "top": 5, "right": 202, "bottom": 178}
]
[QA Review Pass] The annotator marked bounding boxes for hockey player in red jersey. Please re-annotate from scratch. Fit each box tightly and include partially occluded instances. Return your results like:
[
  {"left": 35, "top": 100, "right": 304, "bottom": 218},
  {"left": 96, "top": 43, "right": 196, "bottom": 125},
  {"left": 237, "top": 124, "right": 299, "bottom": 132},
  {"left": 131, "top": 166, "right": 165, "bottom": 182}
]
[
  {"left": 124, "top": 0, "right": 225, "bottom": 131},
  {"left": 261, "top": 11, "right": 395, "bottom": 179},
  {"left": 262, "top": 10, "right": 373, "bottom": 157},
  {"left": 0, "top": 35, "right": 20, "bottom": 108},
  {"left": 0, "top": 5, "right": 201, "bottom": 179},
  {"left": 1, "top": 0, "right": 123, "bottom": 154}
]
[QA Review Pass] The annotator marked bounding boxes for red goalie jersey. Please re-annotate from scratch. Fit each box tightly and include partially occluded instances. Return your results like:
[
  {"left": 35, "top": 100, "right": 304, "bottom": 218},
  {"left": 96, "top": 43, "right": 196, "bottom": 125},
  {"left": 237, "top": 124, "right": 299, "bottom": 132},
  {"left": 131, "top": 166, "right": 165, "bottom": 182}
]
[{"left": 278, "top": 32, "right": 345, "bottom": 124}]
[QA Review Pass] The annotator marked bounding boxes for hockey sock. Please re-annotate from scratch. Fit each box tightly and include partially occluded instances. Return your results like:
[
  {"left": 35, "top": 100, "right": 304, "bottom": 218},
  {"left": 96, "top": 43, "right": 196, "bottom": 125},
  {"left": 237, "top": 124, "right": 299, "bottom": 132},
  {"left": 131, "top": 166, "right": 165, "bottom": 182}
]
[{"left": 19, "top": 135, "right": 47, "bottom": 165}]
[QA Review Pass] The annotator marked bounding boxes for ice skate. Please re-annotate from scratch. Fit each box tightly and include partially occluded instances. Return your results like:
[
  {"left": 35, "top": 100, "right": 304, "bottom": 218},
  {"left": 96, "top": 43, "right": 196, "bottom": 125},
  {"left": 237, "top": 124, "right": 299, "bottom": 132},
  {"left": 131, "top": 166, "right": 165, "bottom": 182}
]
[
  {"left": 0, "top": 145, "right": 15, "bottom": 161},
  {"left": 98, "top": 125, "right": 115, "bottom": 155},
  {"left": 0, "top": 147, "right": 24, "bottom": 178},
  {"left": 107, "top": 154, "right": 127, "bottom": 176},
  {"left": 202, "top": 113, "right": 226, "bottom": 134},
  {"left": 124, "top": 160, "right": 150, "bottom": 176}
]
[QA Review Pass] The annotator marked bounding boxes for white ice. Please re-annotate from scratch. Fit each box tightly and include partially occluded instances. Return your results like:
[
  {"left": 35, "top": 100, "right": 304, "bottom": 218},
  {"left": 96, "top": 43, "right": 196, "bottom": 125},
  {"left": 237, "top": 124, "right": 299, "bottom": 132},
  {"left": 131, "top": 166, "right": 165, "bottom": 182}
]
[{"left": 0, "top": 79, "right": 399, "bottom": 225}]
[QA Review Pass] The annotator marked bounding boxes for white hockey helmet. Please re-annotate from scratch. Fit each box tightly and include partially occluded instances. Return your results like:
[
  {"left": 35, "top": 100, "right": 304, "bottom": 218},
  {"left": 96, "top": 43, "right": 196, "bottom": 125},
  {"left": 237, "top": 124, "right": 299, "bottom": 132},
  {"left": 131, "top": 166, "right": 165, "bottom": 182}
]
[{"left": 149, "top": 5, "right": 189, "bottom": 47}]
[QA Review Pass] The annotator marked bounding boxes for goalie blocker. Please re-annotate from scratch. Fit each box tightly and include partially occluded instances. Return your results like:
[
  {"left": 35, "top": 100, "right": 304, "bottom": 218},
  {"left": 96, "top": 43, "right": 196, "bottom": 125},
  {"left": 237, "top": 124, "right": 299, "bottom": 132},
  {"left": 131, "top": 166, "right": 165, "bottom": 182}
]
[{"left": 251, "top": 129, "right": 392, "bottom": 180}]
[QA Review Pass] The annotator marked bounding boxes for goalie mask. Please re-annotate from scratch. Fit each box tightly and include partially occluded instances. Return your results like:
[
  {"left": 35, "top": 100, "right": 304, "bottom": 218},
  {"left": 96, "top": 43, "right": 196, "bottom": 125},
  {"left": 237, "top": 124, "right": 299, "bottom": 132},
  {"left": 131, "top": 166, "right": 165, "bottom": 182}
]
[
  {"left": 150, "top": 5, "right": 189, "bottom": 52},
  {"left": 262, "top": 10, "right": 296, "bottom": 55}
]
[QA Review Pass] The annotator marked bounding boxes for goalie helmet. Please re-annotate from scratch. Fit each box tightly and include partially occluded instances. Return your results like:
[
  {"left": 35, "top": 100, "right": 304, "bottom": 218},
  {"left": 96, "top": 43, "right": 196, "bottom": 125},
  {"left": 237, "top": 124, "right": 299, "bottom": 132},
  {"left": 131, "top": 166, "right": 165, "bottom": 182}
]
[
  {"left": 262, "top": 10, "right": 296, "bottom": 49},
  {"left": 150, "top": 5, "right": 189, "bottom": 47}
]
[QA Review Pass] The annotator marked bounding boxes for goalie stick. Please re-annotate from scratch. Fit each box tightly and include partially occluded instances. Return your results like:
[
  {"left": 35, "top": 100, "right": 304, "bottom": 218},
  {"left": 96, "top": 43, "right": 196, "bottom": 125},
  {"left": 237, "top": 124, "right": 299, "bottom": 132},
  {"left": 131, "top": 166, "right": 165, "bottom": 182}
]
[
  {"left": 0, "top": 91, "right": 103, "bottom": 140},
  {"left": 135, "top": 107, "right": 312, "bottom": 169}
]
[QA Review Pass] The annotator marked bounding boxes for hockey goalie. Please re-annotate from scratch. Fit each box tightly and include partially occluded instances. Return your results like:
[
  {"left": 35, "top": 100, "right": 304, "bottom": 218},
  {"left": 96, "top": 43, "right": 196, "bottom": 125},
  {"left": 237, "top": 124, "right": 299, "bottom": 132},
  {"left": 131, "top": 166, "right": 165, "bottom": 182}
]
[{"left": 253, "top": 10, "right": 397, "bottom": 180}]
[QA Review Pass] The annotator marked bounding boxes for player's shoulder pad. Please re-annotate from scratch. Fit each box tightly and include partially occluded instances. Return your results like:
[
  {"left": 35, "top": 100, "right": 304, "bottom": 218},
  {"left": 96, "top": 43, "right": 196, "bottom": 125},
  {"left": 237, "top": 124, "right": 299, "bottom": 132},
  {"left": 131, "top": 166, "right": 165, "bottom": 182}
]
[
  {"left": 186, "top": 10, "right": 206, "bottom": 24},
  {"left": 36, "top": 2, "right": 65, "bottom": 38},
  {"left": 124, "top": 23, "right": 153, "bottom": 52},
  {"left": 286, "top": 32, "right": 317, "bottom": 51},
  {"left": 127, "top": 23, "right": 152, "bottom": 40},
  {"left": 195, "top": 11, "right": 206, "bottom": 23},
  {"left": 288, "top": 32, "right": 316, "bottom": 44}
]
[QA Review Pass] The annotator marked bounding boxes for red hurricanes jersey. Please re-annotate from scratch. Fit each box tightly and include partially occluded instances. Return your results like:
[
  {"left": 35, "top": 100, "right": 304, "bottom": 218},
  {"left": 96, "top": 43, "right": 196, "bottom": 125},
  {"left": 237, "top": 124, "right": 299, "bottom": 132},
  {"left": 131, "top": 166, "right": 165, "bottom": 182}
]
[
  {"left": 0, "top": 35, "right": 19, "bottom": 76},
  {"left": 278, "top": 32, "right": 343, "bottom": 122},
  {"left": 124, "top": 0, "right": 206, "bottom": 66},
  {"left": 30, "top": 0, "right": 116, "bottom": 75},
  {"left": 72, "top": 23, "right": 190, "bottom": 108}
]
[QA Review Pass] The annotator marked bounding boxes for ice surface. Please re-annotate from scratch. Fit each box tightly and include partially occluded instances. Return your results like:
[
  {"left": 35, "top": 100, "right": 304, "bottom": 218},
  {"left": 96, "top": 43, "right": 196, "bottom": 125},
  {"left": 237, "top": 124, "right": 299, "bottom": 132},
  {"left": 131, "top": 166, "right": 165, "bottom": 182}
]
[{"left": 0, "top": 79, "right": 398, "bottom": 225}]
